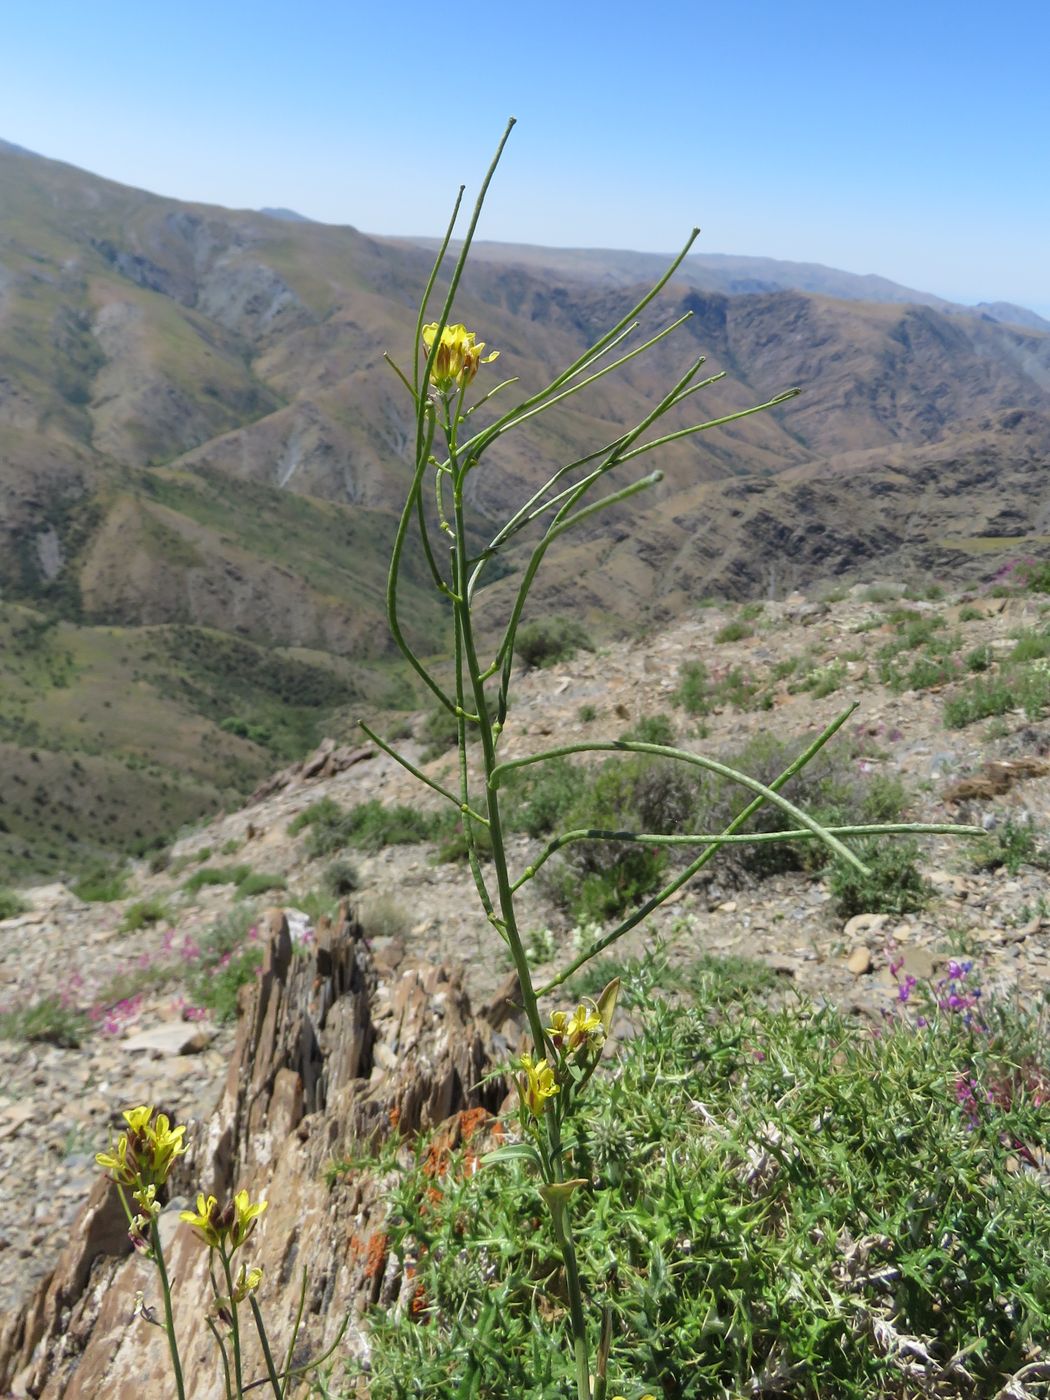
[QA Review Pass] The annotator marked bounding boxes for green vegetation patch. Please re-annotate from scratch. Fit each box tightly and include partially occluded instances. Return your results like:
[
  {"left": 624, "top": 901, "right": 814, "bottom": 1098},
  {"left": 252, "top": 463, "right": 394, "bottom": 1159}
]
[
  {"left": 352, "top": 977, "right": 1050, "bottom": 1397},
  {"left": 515, "top": 616, "right": 592, "bottom": 669}
]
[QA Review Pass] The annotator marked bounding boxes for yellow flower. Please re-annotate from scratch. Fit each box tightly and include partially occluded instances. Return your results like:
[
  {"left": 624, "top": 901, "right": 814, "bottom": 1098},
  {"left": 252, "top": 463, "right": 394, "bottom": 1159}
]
[
  {"left": 566, "top": 1002, "right": 603, "bottom": 1051},
  {"left": 230, "top": 1189, "right": 267, "bottom": 1250},
  {"left": 517, "top": 1052, "right": 559, "bottom": 1117},
  {"left": 96, "top": 1105, "right": 186, "bottom": 1190},
  {"left": 233, "top": 1264, "right": 263, "bottom": 1302},
  {"left": 132, "top": 1183, "right": 160, "bottom": 1215},
  {"left": 180, "top": 1188, "right": 267, "bottom": 1252},
  {"left": 421, "top": 322, "right": 499, "bottom": 393},
  {"left": 123, "top": 1105, "right": 153, "bottom": 1135},
  {"left": 180, "top": 1192, "right": 224, "bottom": 1249},
  {"left": 546, "top": 1003, "right": 604, "bottom": 1055}
]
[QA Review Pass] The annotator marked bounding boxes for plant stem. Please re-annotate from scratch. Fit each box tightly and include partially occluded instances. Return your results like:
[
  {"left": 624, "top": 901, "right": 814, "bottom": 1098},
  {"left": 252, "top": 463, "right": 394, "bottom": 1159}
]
[
  {"left": 151, "top": 1217, "right": 187, "bottom": 1400},
  {"left": 451, "top": 476, "right": 592, "bottom": 1398},
  {"left": 219, "top": 1248, "right": 244, "bottom": 1397},
  {"left": 248, "top": 1294, "right": 284, "bottom": 1398}
]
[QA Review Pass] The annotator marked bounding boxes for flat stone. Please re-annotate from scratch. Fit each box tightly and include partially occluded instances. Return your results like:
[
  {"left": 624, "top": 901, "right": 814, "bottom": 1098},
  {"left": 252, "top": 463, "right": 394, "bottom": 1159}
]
[
  {"left": 846, "top": 947, "right": 873, "bottom": 976},
  {"left": 119, "top": 1024, "right": 214, "bottom": 1057},
  {"left": 899, "top": 947, "right": 937, "bottom": 981},
  {"left": 843, "top": 913, "right": 888, "bottom": 941}
]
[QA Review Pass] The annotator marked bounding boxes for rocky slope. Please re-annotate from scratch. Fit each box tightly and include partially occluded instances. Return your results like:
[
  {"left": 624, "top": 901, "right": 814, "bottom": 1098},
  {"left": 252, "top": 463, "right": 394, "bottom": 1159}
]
[{"left": 4, "top": 578, "right": 1050, "bottom": 1391}]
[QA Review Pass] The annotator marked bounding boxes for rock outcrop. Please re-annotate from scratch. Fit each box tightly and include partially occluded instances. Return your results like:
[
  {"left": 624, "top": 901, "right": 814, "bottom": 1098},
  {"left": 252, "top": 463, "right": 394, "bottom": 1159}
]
[{"left": 0, "top": 908, "right": 507, "bottom": 1398}]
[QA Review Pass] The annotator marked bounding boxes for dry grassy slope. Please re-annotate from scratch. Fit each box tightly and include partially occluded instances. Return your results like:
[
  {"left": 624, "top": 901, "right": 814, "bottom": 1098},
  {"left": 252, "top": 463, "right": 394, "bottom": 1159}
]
[
  {"left": 3, "top": 140, "right": 1050, "bottom": 877},
  {"left": 487, "top": 410, "right": 1050, "bottom": 632},
  {"left": 4, "top": 139, "right": 1050, "bottom": 629}
]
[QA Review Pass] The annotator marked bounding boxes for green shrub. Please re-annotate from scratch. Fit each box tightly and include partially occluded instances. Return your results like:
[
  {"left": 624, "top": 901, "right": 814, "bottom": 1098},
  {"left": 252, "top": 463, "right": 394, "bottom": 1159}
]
[
  {"left": 1010, "top": 629, "right": 1050, "bottom": 663},
  {"left": 965, "top": 643, "right": 992, "bottom": 672},
  {"left": 577, "top": 703, "right": 597, "bottom": 723},
  {"left": 503, "top": 757, "right": 579, "bottom": 838},
  {"left": 1018, "top": 559, "right": 1050, "bottom": 592},
  {"left": 341, "top": 801, "right": 444, "bottom": 853},
  {"left": 943, "top": 666, "right": 1050, "bottom": 728},
  {"left": 120, "top": 897, "right": 169, "bottom": 932},
  {"left": 804, "top": 660, "right": 846, "bottom": 698},
  {"left": 958, "top": 604, "right": 983, "bottom": 622},
  {"left": 359, "top": 894, "right": 409, "bottom": 940},
  {"left": 72, "top": 862, "right": 130, "bottom": 903},
  {"left": 689, "top": 733, "right": 910, "bottom": 883},
  {"left": 515, "top": 616, "right": 591, "bottom": 668},
  {"left": 672, "top": 660, "right": 709, "bottom": 716},
  {"left": 288, "top": 797, "right": 343, "bottom": 836},
  {"left": 861, "top": 583, "right": 901, "bottom": 603},
  {"left": 187, "top": 945, "right": 263, "bottom": 1022},
  {"left": 323, "top": 858, "right": 360, "bottom": 897},
  {"left": 182, "top": 863, "right": 251, "bottom": 894},
  {"left": 234, "top": 871, "right": 287, "bottom": 900},
  {"left": 618, "top": 713, "right": 677, "bottom": 746},
  {"left": 432, "top": 815, "right": 494, "bottom": 865},
  {"left": 184, "top": 907, "right": 261, "bottom": 1022},
  {"left": 972, "top": 816, "right": 1050, "bottom": 876},
  {"left": 0, "top": 888, "right": 28, "bottom": 920},
  {"left": 541, "top": 756, "right": 686, "bottom": 921},
  {"left": 827, "top": 838, "right": 930, "bottom": 917},
  {"left": 714, "top": 618, "right": 753, "bottom": 644}
]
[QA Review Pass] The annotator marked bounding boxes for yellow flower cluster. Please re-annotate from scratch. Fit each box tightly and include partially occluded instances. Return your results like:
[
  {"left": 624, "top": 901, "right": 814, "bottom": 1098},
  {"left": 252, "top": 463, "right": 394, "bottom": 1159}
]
[
  {"left": 180, "top": 1188, "right": 268, "bottom": 1253},
  {"left": 517, "top": 1051, "right": 559, "bottom": 1117},
  {"left": 421, "top": 322, "right": 499, "bottom": 393},
  {"left": 546, "top": 1001, "right": 604, "bottom": 1055},
  {"left": 96, "top": 1105, "right": 186, "bottom": 1190}
]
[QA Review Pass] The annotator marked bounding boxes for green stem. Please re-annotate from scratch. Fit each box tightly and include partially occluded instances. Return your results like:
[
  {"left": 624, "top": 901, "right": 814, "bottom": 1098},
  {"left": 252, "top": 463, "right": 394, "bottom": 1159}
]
[
  {"left": 512, "top": 820, "right": 983, "bottom": 890},
  {"left": 545, "top": 1120, "right": 592, "bottom": 1400},
  {"left": 206, "top": 1316, "right": 235, "bottom": 1400},
  {"left": 248, "top": 1295, "right": 284, "bottom": 1399},
  {"left": 151, "top": 1217, "right": 187, "bottom": 1400},
  {"left": 449, "top": 461, "right": 592, "bottom": 1396},
  {"left": 280, "top": 1269, "right": 309, "bottom": 1394},
  {"left": 452, "top": 481, "right": 545, "bottom": 1051},
  {"left": 492, "top": 739, "right": 867, "bottom": 872},
  {"left": 219, "top": 1248, "right": 244, "bottom": 1398},
  {"left": 358, "top": 720, "right": 488, "bottom": 821}
]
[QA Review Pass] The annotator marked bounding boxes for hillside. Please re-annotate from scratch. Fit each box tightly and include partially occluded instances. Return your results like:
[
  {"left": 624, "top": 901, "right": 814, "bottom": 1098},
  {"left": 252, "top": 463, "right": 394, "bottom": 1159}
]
[
  {"left": 5, "top": 570, "right": 1050, "bottom": 1387},
  {"left": 2, "top": 137, "right": 1050, "bottom": 875}
]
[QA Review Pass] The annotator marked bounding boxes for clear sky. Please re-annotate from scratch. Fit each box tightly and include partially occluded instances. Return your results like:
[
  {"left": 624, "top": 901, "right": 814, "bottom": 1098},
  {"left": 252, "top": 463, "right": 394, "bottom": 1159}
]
[{"left": 3, "top": 0, "right": 1048, "bottom": 314}]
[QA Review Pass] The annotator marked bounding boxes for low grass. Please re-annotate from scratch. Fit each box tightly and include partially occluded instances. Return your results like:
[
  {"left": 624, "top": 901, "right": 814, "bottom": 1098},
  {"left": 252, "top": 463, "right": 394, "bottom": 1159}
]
[
  {"left": 119, "top": 896, "right": 169, "bottom": 932},
  {"left": 292, "top": 797, "right": 447, "bottom": 858},
  {"left": 182, "top": 862, "right": 252, "bottom": 894},
  {"left": 714, "top": 618, "right": 753, "bottom": 644},
  {"left": 0, "top": 995, "right": 91, "bottom": 1047},
  {"left": 234, "top": 871, "right": 287, "bottom": 900},
  {"left": 348, "top": 966, "right": 1050, "bottom": 1398},
  {"left": 0, "top": 887, "right": 28, "bottom": 920},
  {"left": 944, "top": 665, "right": 1050, "bottom": 728},
  {"left": 71, "top": 861, "right": 130, "bottom": 903}
]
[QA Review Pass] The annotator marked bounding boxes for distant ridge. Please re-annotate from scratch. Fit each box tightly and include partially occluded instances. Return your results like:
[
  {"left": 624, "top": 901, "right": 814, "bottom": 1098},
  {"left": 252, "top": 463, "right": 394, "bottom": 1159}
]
[
  {"left": 259, "top": 206, "right": 311, "bottom": 222},
  {"left": 401, "top": 237, "right": 1050, "bottom": 334}
]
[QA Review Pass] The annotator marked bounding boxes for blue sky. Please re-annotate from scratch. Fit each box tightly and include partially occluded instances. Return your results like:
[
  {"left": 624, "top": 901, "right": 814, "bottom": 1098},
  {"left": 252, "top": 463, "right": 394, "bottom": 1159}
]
[{"left": 3, "top": 0, "right": 1049, "bottom": 313}]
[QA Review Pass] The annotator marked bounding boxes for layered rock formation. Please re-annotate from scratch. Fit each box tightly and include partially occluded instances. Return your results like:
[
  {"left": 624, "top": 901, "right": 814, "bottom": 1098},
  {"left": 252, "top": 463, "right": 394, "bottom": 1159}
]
[{"left": 0, "top": 908, "right": 509, "bottom": 1397}]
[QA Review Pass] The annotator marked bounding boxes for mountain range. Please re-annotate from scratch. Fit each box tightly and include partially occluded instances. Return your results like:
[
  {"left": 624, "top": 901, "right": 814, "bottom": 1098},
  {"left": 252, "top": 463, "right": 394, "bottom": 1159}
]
[{"left": 1, "top": 136, "right": 1049, "bottom": 878}]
